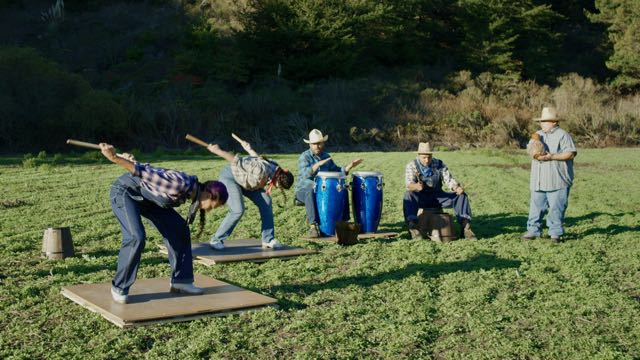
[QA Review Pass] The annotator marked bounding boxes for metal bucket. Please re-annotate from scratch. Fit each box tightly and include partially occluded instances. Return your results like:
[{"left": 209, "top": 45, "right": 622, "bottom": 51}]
[{"left": 41, "top": 227, "right": 74, "bottom": 259}]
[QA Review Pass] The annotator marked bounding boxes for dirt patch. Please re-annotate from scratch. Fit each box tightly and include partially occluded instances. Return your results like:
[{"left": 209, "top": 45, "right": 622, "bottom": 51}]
[{"left": 0, "top": 199, "right": 29, "bottom": 209}]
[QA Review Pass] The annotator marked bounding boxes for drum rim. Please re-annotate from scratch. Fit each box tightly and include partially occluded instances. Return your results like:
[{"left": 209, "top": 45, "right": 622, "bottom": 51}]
[
  {"left": 352, "top": 171, "right": 383, "bottom": 177},
  {"left": 316, "top": 171, "right": 345, "bottom": 178}
]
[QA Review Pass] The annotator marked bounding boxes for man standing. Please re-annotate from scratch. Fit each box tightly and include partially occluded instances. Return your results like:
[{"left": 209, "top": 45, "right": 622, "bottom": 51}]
[
  {"left": 403, "top": 142, "right": 476, "bottom": 241},
  {"left": 295, "top": 129, "right": 363, "bottom": 237},
  {"left": 523, "top": 107, "right": 577, "bottom": 243}
]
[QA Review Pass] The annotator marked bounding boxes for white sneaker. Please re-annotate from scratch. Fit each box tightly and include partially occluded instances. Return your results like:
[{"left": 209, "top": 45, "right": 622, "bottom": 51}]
[
  {"left": 170, "top": 282, "right": 204, "bottom": 295},
  {"left": 262, "top": 239, "right": 283, "bottom": 249},
  {"left": 111, "top": 287, "right": 129, "bottom": 304},
  {"left": 209, "top": 240, "right": 225, "bottom": 250}
]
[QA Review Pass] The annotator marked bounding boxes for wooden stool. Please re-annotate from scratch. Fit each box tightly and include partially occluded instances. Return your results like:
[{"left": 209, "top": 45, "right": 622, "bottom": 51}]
[{"left": 417, "top": 208, "right": 457, "bottom": 242}]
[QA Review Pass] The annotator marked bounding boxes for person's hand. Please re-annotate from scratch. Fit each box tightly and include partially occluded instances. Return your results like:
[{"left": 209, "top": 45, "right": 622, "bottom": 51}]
[
  {"left": 120, "top": 152, "right": 136, "bottom": 162},
  {"left": 238, "top": 139, "right": 253, "bottom": 153},
  {"left": 207, "top": 143, "right": 221, "bottom": 154},
  {"left": 455, "top": 185, "right": 465, "bottom": 195},
  {"left": 536, "top": 153, "right": 553, "bottom": 161},
  {"left": 410, "top": 182, "right": 424, "bottom": 192},
  {"left": 312, "top": 157, "right": 332, "bottom": 172},
  {"left": 345, "top": 158, "right": 363, "bottom": 172},
  {"left": 99, "top": 143, "right": 118, "bottom": 163}
]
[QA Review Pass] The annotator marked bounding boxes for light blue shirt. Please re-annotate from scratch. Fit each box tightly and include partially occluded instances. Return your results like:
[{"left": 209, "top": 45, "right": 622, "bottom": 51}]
[
  {"left": 295, "top": 149, "right": 343, "bottom": 192},
  {"left": 528, "top": 126, "right": 577, "bottom": 191}
]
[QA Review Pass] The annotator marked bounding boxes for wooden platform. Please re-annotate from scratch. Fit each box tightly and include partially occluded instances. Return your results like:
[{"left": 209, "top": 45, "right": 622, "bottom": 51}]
[
  {"left": 61, "top": 275, "right": 278, "bottom": 328},
  {"left": 303, "top": 231, "right": 399, "bottom": 243},
  {"left": 159, "top": 239, "right": 316, "bottom": 265}
]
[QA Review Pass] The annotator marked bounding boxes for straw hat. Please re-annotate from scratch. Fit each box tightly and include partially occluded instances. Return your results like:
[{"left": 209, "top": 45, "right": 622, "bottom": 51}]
[
  {"left": 534, "top": 107, "right": 561, "bottom": 121},
  {"left": 303, "top": 129, "right": 329, "bottom": 144},
  {"left": 416, "top": 142, "right": 433, "bottom": 154}
]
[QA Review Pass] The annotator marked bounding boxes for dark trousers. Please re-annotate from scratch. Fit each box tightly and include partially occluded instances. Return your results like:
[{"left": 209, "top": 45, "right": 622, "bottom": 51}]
[
  {"left": 403, "top": 190, "right": 472, "bottom": 224},
  {"left": 110, "top": 184, "right": 193, "bottom": 295},
  {"left": 295, "top": 187, "right": 350, "bottom": 225}
]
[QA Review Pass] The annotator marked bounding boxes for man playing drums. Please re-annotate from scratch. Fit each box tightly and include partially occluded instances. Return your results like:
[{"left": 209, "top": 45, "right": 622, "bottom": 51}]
[
  {"left": 295, "top": 129, "right": 363, "bottom": 238},
  {"left": 403, "top": 142, "right": 477, "bottom": 241}
]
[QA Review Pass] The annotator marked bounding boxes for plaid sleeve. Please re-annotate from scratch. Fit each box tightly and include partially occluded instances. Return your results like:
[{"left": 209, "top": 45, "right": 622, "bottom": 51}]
[
  {"left": 405, "top": 161, "right": 417, "bottom": 189},
  {"left": 135, "top": 162, "right": 194, "bottom": 196},
  {"left": 440, "top": 162, "right": 460, "bottom": 191}
]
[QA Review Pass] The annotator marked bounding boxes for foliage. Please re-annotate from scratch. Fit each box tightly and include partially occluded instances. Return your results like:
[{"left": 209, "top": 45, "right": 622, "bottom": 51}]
[
  {"left": 590, "top": 0, "right": 640, "bottom": 89},
  {"left": 1, "top": 150, "right": 640, "bottom": 358}
]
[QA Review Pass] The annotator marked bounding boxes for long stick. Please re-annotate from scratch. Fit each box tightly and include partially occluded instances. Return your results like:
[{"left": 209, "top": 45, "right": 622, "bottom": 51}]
[
  {"left": 185, "top": 134, "right": 209, "bottom": 148},
  {"left": 231, "top": 133, "right": 242, "bottom": 143},
  {"left": 66, "top": 139, "right": 125, "bottom": 158}
]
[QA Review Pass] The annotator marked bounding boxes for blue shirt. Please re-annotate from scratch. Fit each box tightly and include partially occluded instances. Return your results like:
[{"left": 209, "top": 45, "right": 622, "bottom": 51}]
[
  {"left": 528, "top": 126, "right": 577, "bottom": 191},
  {"left": 295, "top": 149, "right": 344, "bottom": 192}
]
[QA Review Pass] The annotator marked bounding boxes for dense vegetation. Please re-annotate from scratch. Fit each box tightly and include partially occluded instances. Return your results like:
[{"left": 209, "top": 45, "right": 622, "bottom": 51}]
[
  {"left": 1, "top": 149, "right": 639, "bottom": 358},
  {"left": 0, "top": 0, "right": 639, "bottom": 152}
]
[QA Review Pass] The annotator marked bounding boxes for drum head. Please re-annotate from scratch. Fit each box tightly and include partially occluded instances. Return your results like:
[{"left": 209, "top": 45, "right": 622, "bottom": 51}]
[
  {"left": 352, "top": 171, "right": 382, "bottom": 177},
  {"left": 317, "top": 171, "right": 345, "bottom": 179}
]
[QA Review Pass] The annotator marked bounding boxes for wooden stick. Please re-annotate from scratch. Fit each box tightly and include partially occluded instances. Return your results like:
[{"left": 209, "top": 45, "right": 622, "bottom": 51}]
[
  {"left": 231, "top": 133, "right": 242, "bottom": 143},
  {"left": 185, "top": 134, "right": 209, "bottom": 148},
  {"left": 66, "top": 139, "right": 125, "bottom": 158}
]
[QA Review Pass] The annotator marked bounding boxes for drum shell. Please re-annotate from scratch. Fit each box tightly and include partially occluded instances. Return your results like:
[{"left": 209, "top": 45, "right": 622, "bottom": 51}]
[
  {"left": 314, "top": 172, "right": 347, "bottom": 236},
  {"left": 351, "top": 172, "right": 383, "bottom": 233},
  {"left": 41, "top": 227, "right": 74, "bottom": 259}
]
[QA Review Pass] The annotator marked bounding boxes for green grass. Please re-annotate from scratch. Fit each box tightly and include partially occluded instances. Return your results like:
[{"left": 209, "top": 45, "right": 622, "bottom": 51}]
[{"left": 1, "top": 149, "right": 639, "bottom": 359}]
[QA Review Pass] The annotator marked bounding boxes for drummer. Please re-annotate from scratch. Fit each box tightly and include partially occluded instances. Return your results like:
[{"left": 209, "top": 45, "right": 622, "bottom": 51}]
[
  {"left": 403, "top": 142, "right": 477, "bottom": 241},
  {"left": 295, "top": 129, "right": 363, "bottom": 238}
]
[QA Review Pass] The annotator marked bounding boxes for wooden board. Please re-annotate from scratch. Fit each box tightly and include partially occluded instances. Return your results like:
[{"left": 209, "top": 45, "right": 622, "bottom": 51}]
[
  {"left": 303, "top": 231, "right": 400, "bottom": 243},
  {"left": 61, "top": 275, "right": 277, "bottom": 328},
  {"left": 159, "top": 239, "right": 317, "bottom": 265}
]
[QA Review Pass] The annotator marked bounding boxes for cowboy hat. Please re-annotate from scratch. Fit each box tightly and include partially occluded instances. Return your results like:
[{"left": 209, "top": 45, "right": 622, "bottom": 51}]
[
  {"left": 416, "top": 142, "right": 433, "bottom": 154},
  {"left": 534, "top": 107, "right": 561, "bottom": 121},
  {"left": 303, "top": 129, "right": 329, "bottom": 144}
]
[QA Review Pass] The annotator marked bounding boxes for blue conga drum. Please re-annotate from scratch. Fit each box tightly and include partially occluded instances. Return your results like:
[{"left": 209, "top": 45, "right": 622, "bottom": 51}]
[
  {"left": 314, "top": 171, "right": 347, "bottom": 236},
  {"left": 351, "top": 171, "right": 384, "bottom": 233}
]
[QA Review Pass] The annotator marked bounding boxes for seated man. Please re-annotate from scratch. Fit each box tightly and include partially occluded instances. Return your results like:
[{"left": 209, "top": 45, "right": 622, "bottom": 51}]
[
  {"left": 403, "top": 142, "right": 476, "bottom": 241},
  {"left": 295, "top": 129, "right": 363, "bottom": 237}
]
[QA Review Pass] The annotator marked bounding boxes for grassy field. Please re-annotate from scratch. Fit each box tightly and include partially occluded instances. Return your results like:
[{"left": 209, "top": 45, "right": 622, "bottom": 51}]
[{"left": 1, "top": 149, "right": 639, "bottom": 359}]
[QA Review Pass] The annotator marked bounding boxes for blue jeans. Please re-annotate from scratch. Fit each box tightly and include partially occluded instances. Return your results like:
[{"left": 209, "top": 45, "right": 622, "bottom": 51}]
[
  {"left": 211, "top": 166, "right": 275, "bottom": 244},
  {"left": 527, "top": 187, "right": 570, "bottom": 237},
  {"left": 110, "top": 182, "right": 193, "bottom": 295},
  {"left": 295, "top": 186, "right": 350, "bottom": 225},
  {"left": 403, "top": 190, "right": 472, "bottom": 224}
]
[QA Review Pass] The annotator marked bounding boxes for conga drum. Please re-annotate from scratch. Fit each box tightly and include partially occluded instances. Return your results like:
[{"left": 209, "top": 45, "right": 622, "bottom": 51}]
[
  {"left": 314, "top": 171, "right": 347, "bottom": 236},
  {"left": 351, "top": 171, "right": 384, "bottom": 233}
]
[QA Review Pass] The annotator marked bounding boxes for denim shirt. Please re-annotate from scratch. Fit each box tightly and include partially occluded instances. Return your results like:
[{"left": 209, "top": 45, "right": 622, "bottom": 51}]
[
  {"left": 528, "top": 126, "right": 577, "bottom": 191},
  {"left": 295, "top": 149, "right": 344, "bottom": 192}
]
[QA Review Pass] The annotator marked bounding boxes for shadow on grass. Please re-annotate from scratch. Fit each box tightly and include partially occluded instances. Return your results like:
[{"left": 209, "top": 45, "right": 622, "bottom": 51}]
[
  {"left": 274, "top": 253, "right": 521, "bottom": 310},
  {"left": 473, "top": 213, "right": 528, "bottom": 239},
  {"left": 35, "top": 255, "right": 168, "bottom": 277}
]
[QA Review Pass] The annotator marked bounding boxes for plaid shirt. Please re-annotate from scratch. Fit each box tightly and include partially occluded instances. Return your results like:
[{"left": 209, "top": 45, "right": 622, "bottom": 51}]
[
  {"left": 231, "top": 155, "right": 277, "bottom": 191},
  {"left": 404, "top": 157, "right": 459, "bottom": 191},
  {"left": 133, "top": 162, "right": 197, "bottom": 205}
]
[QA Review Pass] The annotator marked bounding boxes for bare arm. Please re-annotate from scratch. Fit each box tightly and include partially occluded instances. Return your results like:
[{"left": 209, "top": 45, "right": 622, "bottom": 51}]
[
  {"left": 99, "top": 143, "right": 135, "bottom": 173},
  {"left": 207, "top": 144, "right": 236, "bottom": 162},
  {"left": 232, "top": 133, "right": 259, "bottom": 157},
  {"left": 537, "top": 151, "right": 577, "bottom": 161}
]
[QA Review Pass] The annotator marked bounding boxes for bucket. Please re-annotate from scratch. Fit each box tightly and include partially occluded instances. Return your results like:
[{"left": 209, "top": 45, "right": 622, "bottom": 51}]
[
  {"left": 41, "top": 227, "right": 74, "bottom": 259},
  {"left": 418, "top": 209, "right": 457, "bottom": 242},
  {"left": 335, "top": 221, "right": 360, "bottom": 246}
]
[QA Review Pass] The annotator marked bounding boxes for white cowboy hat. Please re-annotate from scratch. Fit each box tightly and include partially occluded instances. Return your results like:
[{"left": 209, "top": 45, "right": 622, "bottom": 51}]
[
  {"left": 533, "top": 107, "right": 561, "bottom": 121},
  {"left": 416, "top": 142, "right": 433, "bottom": 154},
  {"left": 303, "top": 129, "right": 329, "bottom": 144}
]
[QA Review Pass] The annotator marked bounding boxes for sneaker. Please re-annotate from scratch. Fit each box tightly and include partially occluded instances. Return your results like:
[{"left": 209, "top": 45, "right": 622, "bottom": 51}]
[
  {"left": 550, "top": 235, "right": 562, "bottom": 244},
  {"left": 463, "top": 227, "right": 477, "bottom": 241},
  {"left": 170, "top": 282, "right": 204, "bottom": 295},
  {"left": 429, "top": 230, "right": 442, "bottom": 243},
  {"left": 111, "top": 287, "right": 128, "bottom": 304},
  {"left": 262, "top": 239, "right": 283, "bottom": 249},
  {"left": 209, "top": 240, "right": 225, "bottom": 250},
  {"left": 308, "top": 224, "right": 320, "bottom": 238},
  {"left": 408, "top": 220, "right": 422, "bottom": 240},
  {"left": 521, "top": 232, "right": 539, "bottom": 241}
]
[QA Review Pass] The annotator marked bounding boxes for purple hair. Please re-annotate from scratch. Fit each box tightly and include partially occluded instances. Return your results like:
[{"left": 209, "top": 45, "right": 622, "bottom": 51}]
[{"left": 203, "top": 180, "right": 228, "bottom": 204}]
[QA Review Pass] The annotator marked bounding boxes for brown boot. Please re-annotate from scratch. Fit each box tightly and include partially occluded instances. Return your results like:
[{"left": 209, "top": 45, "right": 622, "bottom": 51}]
[
  {"left": 408, "top": 220, "right": 423, "bottom": 240},
  {"left": 308, "top": 224, "right": 320, "bottom": 238},
  {"left": 461, "top": 219, "right": 477, "bottom": 240}
]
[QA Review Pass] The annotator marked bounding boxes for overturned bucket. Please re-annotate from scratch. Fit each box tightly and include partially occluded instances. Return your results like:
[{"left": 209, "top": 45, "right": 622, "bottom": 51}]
[{"left": 41, "top": 227, "right": 74, "bottom": 260}]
